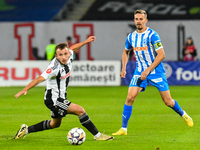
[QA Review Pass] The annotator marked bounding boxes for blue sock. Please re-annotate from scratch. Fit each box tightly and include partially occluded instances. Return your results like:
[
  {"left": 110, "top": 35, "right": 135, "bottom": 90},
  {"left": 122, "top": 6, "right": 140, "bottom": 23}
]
[
  {"left": 122, "top": 104, "right": 133, "bottom": 128},
  {"left": 171, "top": 100, "right": 184, "bottom": 116}
]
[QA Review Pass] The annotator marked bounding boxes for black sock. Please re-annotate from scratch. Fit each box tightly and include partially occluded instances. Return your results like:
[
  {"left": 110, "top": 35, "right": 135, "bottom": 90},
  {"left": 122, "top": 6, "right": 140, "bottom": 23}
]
[
  {"left": 79, "top": 113, "right": 99, "bottom": 135},
  {"left": 28, "top": 120, "right": 51, "bottom": 133}
]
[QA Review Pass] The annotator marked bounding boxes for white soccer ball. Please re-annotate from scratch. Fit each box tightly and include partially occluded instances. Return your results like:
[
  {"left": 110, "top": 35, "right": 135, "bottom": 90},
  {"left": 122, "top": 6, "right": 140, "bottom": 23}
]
[{"left": 67, "top": 127, "right": 86, "bottom": 145}]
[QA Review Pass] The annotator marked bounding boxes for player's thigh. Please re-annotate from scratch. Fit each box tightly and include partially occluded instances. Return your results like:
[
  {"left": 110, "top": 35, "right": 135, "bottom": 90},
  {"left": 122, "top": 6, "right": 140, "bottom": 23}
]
[
  {"left": 67, "top": 103, "right": 85, "bottom": 116},
  {"left": 126, "top": 86, "right": 143, "bottom": 105},
  {"left": 127, "top": 86, "right": 142, "bottom": 98}
]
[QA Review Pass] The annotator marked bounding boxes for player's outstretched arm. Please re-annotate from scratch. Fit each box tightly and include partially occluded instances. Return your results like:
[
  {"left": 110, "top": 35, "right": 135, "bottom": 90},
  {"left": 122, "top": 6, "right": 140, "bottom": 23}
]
[
  {"left": 70, "top": 36, "right": 96, "bottom": 53},
  {"left": 15, "top": 76, "right": 45, "bottom": 98}
]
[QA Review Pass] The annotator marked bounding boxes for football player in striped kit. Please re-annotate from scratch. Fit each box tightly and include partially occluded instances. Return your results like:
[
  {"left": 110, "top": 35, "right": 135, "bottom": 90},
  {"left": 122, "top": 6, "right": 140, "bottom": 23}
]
[
  {"left": 112, "top": 10, "right": 193, "bottom": 136},
  {"left": 14, "top": 36, "right": 114, "bottom": 141}
]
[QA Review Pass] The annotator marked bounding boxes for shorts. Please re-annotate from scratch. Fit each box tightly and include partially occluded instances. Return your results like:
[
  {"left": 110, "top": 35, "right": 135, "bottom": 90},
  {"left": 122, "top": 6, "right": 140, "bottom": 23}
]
[
  {"left": 129, "top": 72, "right": 169, "bottom": 92},
  {"left": 45, "top": 97, "right": 71, "bottom": 118}
]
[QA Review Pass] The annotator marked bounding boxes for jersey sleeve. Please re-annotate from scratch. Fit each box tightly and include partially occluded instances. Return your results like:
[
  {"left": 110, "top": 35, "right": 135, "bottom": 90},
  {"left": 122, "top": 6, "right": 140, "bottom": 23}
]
[
  {"left": 69, "top": 49, "right": 74, "bottom": 61},
  {"left": 151, "top": 32, "right": 163, "bottom": 51},
  {"left": 41, "top": 61, "right": 59, "bottom": 79},
  {"left": 125, "top": 33, "right": 133, "bottom": 50}
]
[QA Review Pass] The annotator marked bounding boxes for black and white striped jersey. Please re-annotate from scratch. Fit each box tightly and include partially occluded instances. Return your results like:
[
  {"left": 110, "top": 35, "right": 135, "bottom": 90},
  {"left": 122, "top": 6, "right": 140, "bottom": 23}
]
[{"left": 41, "top": 50, "right": 73, "bottom": 104}]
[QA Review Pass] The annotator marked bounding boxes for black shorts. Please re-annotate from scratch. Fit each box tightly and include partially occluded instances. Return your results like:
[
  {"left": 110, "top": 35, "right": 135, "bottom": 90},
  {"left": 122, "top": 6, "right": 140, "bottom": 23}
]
[{"left": 45, "top": 98, "right": 71, "bottom": 118}]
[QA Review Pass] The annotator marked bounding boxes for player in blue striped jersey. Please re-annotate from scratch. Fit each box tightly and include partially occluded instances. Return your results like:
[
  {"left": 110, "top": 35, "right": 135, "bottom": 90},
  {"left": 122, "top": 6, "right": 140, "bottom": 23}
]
[{"left": 112, "top": 10, "right": 193, "bottom": 136}]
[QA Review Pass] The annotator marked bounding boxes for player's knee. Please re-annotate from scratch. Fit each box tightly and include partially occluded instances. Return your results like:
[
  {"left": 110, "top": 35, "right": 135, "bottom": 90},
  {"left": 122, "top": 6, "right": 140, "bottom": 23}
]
[
  {"left": 50, "top": 121, "right": 61, "bottom": 128},
  {"left": 75, "top": 106, "right": 85, "bottom": 116},
  {"left": 53, "top": 124, "right": 61, "bottom": 128},
  {"left": 163, "top": 98, "right": 174, "bottom": 107},
  {"left": 126, "top": 95, "right": 135, "bottom": 105},
  {"left": 78, "top": 108, "right": 85, "bottom": 116}
]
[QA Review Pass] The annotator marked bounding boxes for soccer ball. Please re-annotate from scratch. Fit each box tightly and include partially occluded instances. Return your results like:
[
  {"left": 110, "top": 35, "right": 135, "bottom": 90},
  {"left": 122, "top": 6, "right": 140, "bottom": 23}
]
[{"left": 67, "top": 127, "right": 86, "bottom": 145}]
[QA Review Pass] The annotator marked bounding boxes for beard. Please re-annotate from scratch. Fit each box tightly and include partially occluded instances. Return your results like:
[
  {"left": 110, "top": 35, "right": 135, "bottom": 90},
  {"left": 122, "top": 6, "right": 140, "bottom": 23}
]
[{"left": 136, "top": 24, "right": 143, "bottom": 30}]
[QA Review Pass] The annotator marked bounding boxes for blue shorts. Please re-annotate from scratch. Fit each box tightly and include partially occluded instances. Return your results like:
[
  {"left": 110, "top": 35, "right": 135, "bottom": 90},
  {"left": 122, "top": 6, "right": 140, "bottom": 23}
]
[{"left": 129, "top": 72, "right": 169, "bottom": 92}]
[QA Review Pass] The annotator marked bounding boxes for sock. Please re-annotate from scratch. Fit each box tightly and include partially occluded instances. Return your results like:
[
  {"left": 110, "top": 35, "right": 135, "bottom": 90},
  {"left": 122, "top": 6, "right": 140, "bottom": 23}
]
[
  {"left": 94, "top": 132, "right": 101, "bottom": 138},
  {"left": 122, "top": 127, "right": 127, "bottom": 132},
  {"left": 171, "top": 100, "right": 184, "bottom": 116},
  {"left": 28, "top": 120, "right": 51, "bottom": 133},
  {"left": 79, "top": 113, "right": 99, "bottom": 135},
  {"left": 122, "top": 104, "right": 133, "bottom": 128}
]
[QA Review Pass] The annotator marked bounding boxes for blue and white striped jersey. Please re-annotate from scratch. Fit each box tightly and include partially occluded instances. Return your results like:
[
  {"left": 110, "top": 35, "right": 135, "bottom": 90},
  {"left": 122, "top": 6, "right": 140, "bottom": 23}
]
[{"left": 125, "top": 27, "right": 165, "bottom": 74}]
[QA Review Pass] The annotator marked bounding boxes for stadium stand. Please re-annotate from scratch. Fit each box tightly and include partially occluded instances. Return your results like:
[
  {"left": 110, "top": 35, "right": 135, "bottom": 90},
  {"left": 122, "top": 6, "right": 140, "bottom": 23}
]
[
  {"left": 0, "top": 0, "right": 69, "bottom": 21},
  {"left": 0, "top": 0, "right": 199, "bottom": 21},
  {"left": 80, "top": 0, "right": 200, "bottom": 20},
  {"left": 62, "top": 0, "right": 95, "bottom": 21}
]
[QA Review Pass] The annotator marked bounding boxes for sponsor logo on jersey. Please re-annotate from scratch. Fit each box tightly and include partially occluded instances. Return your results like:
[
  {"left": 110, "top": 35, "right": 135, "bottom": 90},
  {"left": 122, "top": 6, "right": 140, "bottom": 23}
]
[
  {"left": 151, "top": 78, "right": 163, "bottom": 83},
  {"left": 134, "top": 46, "right": 148, "bottom": 51},
  {"left": 46, "top": 68, "right": 52, "bottom": 74},
  {"left": 60, "top": 71, "right": 71, "bottom": 79}
]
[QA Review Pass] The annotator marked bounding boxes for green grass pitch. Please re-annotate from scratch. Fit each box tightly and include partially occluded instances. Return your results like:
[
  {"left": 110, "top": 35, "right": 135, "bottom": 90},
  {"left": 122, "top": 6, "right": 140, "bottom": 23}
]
[{"left": 0, "top": 86, "right": 200, "bottom": 150}]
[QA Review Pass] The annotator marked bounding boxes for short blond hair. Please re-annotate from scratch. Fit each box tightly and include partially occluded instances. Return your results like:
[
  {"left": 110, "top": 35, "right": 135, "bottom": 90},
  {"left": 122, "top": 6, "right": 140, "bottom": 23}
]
[{"left": 134, "top": 10, "right": 147, "bottom": 19}]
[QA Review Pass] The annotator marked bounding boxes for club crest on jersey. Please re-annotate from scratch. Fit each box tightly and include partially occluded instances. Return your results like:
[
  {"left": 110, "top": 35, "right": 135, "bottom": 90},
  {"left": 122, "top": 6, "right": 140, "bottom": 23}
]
[
  {"left": 143, "top": 39, "right": 147, "bottom": 45},
  {"left": 46, "top": 68, "right": 52, "bottom": 74},
  {"left": 60, "top": 71, "right": 71, "bottom": 79}
]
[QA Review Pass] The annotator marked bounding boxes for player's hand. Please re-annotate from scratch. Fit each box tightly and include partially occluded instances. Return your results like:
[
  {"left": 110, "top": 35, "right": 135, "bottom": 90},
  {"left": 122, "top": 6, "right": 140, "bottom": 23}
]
[
  {"left": 120, "top": 70, "right": 126, "bottom": 78},
  {"left": 15, "top": 90, "right": 27, "bottom": 98},
  {"left": 86, "top": 36, "right": 96, "bottom": 43},
  {"left": 140, "top": 70, "right": 150, "bottom": 80}
]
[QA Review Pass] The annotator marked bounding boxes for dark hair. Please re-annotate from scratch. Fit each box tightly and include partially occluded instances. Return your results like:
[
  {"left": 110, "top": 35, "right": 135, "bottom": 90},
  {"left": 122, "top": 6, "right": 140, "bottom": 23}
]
[
  {"left": 67, "top": 36, "right": 72, "bottom": 40},
  {"left": 55, "top": 43, "right": 69, "bottom": 54},
  {"left": 186, "top": 37, "right": 194, "bottom": 45},
  {"left": 50, "top": 38, "right": 55, "bottom": 44}
]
